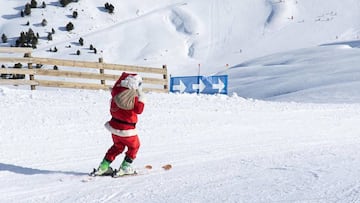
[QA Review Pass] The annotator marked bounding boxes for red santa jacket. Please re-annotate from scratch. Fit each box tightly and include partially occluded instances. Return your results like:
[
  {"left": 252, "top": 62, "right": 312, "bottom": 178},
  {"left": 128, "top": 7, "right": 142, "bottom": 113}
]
[{"left": 105, "top": 72, "right": 145, "bottom": 136}]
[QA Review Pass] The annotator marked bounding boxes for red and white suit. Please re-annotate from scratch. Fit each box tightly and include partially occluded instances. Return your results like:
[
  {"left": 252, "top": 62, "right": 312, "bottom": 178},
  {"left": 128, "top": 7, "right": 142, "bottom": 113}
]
[{"left": 103, "top": 72, "right": 145, "bottom": 162}]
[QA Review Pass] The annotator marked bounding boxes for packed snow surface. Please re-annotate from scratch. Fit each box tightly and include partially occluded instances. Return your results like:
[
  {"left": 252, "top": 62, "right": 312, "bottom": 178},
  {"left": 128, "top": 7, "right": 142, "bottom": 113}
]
[
  {"left": 1, "top": 0, "right": 360, "bottom": 202},
  {"left": 1, "top": 88, "right": 360, "bottom": 203}
]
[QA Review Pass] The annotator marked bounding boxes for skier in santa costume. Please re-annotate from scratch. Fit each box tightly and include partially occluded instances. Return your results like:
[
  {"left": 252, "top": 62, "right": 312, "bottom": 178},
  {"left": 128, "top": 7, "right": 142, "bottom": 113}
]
[{"left": 94, "top": 72, "right": 145, "bottom": 176}]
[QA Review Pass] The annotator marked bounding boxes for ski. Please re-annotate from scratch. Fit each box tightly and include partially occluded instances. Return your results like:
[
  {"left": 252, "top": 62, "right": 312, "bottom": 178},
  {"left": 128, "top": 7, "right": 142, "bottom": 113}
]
[
  {"left": 88, "top": 167, "right": 114, "bottom": 177},
  {"left": 83, "top": 164, "right": 172, "bottom": 182},
  {"left": 111, "top": 169, "right": 139, "bottom": 178},
  {"left": 112, "top": 164, "right": 172, "bottom": 178}
]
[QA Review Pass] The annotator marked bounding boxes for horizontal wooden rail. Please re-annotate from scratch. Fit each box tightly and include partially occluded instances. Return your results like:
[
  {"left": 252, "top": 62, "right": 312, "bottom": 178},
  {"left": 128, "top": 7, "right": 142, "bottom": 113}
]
[
  {"left": 0, "top": 79, "right": 38, "bottom": 86},
  {"left": 0, "top": 57, "right": 166, "bottom": 74},
  {"left": 0, "top": 68, "right": 168, "bottom": 85},
  {"left": 0, "top": 50, "right": 168, "bottom": 92},
  {"left": 0, "top": 47, "right": 33, "bottom": 53},
  {"left": 0, "top": 79, "right": 165, "bottom": 92}
]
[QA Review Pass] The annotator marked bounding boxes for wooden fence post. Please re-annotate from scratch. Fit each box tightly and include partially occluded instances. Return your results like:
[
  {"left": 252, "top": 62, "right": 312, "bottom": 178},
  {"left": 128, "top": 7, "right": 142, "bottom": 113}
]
[
  {"left": 99, "top": 57, "right": 105, "bottom": 85},
  {"left": 162, "top": 65, "right": 168, "bottom": 91},
  {"left": 28, "top": 62, "right": 35, "bottom": 90},
  {"left": 24, "top": 53, "right": 36, "bottom": 90}
]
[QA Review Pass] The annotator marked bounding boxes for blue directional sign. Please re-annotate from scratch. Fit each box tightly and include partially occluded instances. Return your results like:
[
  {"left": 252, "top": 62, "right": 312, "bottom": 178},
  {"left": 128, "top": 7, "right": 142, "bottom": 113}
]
[{"left": 170, "top": 75, "right": 228, "bottom": 95}]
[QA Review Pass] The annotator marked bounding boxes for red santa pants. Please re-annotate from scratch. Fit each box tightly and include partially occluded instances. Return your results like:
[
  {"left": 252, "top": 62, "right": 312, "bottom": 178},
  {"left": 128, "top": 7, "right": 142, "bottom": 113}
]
[{"left": 104, "top": 134, "right": 140, "bottom": 161}]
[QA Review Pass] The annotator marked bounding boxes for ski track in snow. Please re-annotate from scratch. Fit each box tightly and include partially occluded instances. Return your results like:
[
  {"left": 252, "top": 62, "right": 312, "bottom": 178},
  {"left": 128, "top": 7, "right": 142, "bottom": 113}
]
[{"left": 1, "top": 88, "right": 360, "bottom": 202}]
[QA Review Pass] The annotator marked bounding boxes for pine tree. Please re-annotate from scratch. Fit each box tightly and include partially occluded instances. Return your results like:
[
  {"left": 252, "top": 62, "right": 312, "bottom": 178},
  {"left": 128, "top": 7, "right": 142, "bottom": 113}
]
[
  {"left": 31, "top": 37, "right": 38, "bottom": 48},
  {"left": 41, "top": 19, "right": 48, "bottom": 26},
  {"left": 47, "top": 33, "right": 53, "bottom": 41},
  {"left": 104, "top": 3, "right": 115, "bottom": 13},
  {"left": 24, "top": 3, "right": 31, "bottom": 15},
  {"left": 60, "top": 0, "right": 71, "bottom": 7},
  {"left": 105, "top": 3, "right": 110, "bottom": 9},
  {"left": 79, "top": 37, "right": 84, "bottom": 46},
  {"left": 16, "top": 32, "right": 26, "bottom": 47},
  {"left": 42, "top": 1, "right": 46, "bottom": 8},
  {"left": 30, "top": 0, "right": 37, "bottom": 8},
  {"left": 108, "top": 4, "right": 114, "bottom": 13},
  {"left": 20, "top": 32, "right": 26, "bottom": 43},
  {"left": 66, "top": 22, "right": 74, "bottom": 31},
  {"left": 1, "top": 34, "right": 7, "bottom": 43},
  {"left": 15, "top": 39, "right": 20, "bottom": 47},
  {"left": 26, "top": 28, "right": 35, "bottom": 44},
  {"left": 73, "top": 11, "right": 78, "bottom": 18},
  {"left": 76, "top": 50, "right": 81, "bottom": 55}
]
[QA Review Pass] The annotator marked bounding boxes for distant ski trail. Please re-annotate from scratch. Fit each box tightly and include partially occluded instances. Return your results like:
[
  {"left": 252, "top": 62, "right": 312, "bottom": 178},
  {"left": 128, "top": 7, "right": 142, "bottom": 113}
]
[{"left": 205, "top": 0, "right": 234, "bottom": 61}]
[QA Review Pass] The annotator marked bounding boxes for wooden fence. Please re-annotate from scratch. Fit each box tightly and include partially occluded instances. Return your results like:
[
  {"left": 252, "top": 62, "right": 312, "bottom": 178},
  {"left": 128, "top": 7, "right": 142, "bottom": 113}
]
[{"left": 0, "top": 47, "right": 168, "bottom": 93}]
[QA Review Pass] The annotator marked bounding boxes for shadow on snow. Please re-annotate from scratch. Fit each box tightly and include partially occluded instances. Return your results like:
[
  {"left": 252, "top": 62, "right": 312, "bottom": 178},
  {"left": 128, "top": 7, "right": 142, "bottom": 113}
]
[{"left": 0, "top": 163, "right": 87, "bottom": 176}]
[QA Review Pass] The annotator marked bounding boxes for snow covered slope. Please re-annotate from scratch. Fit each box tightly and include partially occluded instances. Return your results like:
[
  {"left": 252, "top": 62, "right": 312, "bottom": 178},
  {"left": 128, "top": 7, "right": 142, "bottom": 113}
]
[
  {"left": 1, "top": 88, "right": 360, "bottom": 203},
  {"left": 223, "top": 44, "right": 360, "bottom": 103},
  {"left": 1, "top": 0, "right": 360, "bottom": 76},
  {"left": 1, "top": 0, "right": 360, "bottom": 202}
]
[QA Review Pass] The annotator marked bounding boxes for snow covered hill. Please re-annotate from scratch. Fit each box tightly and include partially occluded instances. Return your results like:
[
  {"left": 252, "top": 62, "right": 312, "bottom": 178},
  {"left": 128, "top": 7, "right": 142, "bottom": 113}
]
[
  {"left": 1, "top": 0, "right": 360, "bottom": 202},
  {"left": 2, "top": 0, "right": 360, "bottom": 76},
  {"left": 224, "top": 44, "right": 360, "bottom": 103},
  {"left": 1, "top": 0, "right": 360, "bottom": 101}
]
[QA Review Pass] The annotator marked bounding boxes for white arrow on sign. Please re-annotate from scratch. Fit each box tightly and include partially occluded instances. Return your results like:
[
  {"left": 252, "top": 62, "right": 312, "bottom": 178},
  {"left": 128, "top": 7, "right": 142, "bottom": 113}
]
[
  {"left": 192, "top": 78, "right": 206, "bottom": 92},
  {"left": 212, "top": 78, "right": 225, "bottom": 93},
  {"left": 173, "top": 79, "right": 187, "bottom": 93}
]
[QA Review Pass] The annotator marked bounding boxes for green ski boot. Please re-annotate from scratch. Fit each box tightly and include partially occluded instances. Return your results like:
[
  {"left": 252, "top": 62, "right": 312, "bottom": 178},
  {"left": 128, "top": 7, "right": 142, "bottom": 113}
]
[
  {"left": 114, "top": 156, "right": 136, "bottom": 177},
  {"left": 91, "top": 159, "right": 113, "bottom": 176}
]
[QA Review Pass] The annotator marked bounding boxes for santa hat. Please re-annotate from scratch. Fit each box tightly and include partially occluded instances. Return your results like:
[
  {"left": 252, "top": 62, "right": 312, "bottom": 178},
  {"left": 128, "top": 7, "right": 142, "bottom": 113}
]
[{"left": 117, "top": 72, "right": 142, "bottom": 90}]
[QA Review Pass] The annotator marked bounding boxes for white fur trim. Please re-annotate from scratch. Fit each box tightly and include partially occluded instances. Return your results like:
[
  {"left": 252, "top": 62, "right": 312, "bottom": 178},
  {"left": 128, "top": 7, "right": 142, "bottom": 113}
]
[
  {"left": 119, "top": 75, "right": 142, "bottom": 90},
  {"left": 104, "top": 121, "right": 138, "bottom": 137}
]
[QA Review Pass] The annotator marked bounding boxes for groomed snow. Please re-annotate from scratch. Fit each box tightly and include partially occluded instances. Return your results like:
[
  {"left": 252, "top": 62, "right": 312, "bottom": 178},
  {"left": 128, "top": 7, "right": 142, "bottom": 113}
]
[
  {"left": 1, "top": 88, "right": 360, "bottom": 202},
  {"left": 1, "top": 0, "right": 360, "bottom": 202}
]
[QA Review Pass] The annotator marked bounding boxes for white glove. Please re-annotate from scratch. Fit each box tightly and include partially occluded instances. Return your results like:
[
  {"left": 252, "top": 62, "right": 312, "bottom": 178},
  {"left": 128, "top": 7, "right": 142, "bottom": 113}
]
[{"left": 137, "top": 87, "right": 145, "bottom": 103}]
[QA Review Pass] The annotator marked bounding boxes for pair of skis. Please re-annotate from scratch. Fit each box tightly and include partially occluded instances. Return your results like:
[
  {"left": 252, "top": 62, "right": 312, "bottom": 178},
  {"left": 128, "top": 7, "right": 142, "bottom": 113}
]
[
  {"left": 89, "top": 167, "right": 129, "bottom": 178},
  {"left": 88, "top": 164, "right": 172, "bottom": 178}
]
